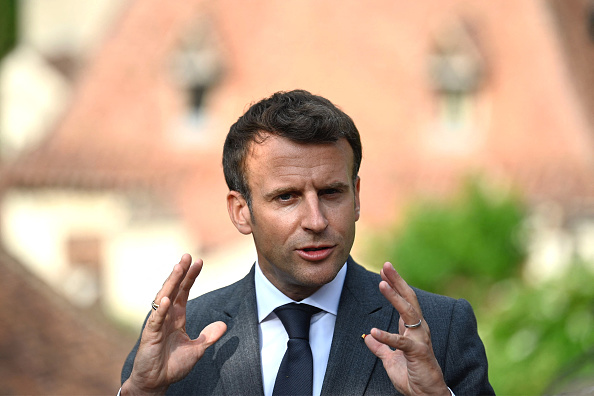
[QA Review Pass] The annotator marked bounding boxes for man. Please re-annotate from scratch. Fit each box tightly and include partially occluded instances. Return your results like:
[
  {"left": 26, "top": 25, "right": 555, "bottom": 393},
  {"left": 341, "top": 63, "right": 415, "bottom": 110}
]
[{"left": 121, "top": 90, "right": 494, "bottom": 395}]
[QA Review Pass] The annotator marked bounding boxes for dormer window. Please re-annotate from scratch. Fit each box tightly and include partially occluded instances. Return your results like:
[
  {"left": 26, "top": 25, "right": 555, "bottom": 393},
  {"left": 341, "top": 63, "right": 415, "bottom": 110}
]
[
  {"left": 169, "top": 19, "right": 223, "bottom": 145},
  {"left": 427, "top": 19, "right": 485, "bottom": 153}
]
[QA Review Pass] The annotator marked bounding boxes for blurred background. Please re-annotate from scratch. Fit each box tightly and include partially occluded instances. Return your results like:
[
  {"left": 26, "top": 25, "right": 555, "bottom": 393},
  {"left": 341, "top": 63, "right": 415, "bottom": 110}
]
[{"left": 0, "top": 0, "right": 593, "bottom": 394}]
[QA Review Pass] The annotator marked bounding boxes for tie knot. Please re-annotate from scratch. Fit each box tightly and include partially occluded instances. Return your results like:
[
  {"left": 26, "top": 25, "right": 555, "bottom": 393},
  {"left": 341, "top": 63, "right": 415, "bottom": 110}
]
[{"left": 274, "top": 303, "right": 321, "bottom": 340}]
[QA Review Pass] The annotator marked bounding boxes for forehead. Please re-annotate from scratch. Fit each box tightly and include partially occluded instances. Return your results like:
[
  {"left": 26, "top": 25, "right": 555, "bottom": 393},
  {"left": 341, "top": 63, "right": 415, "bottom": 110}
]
[{"left": 244, "top": 135, "right": 354, "bottom": 187}]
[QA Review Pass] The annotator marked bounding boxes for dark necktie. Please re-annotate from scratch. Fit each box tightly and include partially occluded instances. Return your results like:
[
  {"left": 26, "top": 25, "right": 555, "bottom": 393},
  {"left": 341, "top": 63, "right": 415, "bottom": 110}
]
[{"left": 272, "top": 303, "right": 321, "bottom": 396}]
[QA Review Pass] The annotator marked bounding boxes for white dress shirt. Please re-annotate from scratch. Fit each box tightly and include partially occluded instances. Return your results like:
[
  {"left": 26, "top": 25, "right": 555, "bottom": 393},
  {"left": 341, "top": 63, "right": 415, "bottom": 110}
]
[{"left": 255, "top": 262, "right": 346, "bottom": 396}]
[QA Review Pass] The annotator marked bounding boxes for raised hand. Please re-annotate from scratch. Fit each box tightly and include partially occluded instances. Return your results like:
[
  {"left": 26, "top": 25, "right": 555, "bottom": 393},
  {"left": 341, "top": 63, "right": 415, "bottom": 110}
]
[
  {"left": 121, "top": 254, "right": 227, "bottom": 396},
  {"left": 364, "top": 262, "right": 450, "bottom": 396}
]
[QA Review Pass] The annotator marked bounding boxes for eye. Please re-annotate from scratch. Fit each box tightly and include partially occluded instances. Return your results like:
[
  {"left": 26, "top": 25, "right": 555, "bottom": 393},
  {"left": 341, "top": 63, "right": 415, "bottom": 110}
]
[
  {"left": 275, "top": 192, "right": 299, "bottom": 203},
  {"left": 320, "top": 188, "right": 341, "bottom": 196},
  {"left": 278, "top": 193, "right": 293, "bottom": 201}
]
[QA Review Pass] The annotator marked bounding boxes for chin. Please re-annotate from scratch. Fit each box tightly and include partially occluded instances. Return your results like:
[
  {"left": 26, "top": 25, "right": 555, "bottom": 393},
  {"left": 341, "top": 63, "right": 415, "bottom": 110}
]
[{"left": 299, "top": 265, "right": 341, "bottom": 287}]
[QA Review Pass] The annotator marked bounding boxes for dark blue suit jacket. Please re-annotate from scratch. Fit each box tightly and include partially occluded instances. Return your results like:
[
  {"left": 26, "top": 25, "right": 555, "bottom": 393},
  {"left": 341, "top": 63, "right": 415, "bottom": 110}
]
[{"left": 122, "top": 259, "right": 495, "bottom": 395}]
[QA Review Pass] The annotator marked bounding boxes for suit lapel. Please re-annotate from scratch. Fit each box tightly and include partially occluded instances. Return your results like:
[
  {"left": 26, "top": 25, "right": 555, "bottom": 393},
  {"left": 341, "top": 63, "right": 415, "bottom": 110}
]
[
  {"left": 210, "top": 266, "right": 265, "bottom": 396},
  {"left": 321, "top": 259, "right": 395, "bottom": 396}
]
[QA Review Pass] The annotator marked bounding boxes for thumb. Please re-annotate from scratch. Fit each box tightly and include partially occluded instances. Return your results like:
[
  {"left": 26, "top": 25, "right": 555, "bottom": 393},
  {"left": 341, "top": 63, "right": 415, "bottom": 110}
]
[
  {"left": 196, "top": 321, "right": 227, "bottom": 347},
  {"left": 364, "top": 332, "right": 394, "bottom": 359}
]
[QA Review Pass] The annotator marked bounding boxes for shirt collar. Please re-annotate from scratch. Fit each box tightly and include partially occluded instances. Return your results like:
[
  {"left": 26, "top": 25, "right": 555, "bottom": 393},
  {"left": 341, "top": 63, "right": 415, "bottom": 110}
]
[{"left": 255, "top": 261, "right": 347, "bottom": 323}]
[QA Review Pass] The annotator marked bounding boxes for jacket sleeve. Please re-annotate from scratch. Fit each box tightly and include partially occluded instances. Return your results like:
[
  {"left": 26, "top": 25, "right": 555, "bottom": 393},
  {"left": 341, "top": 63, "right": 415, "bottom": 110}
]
[
  {"left": 442, "top": 299, "right": 495, "bottom": 395},
  {"left": 120, "top": 312, "right": 149, "bottom": 385}
]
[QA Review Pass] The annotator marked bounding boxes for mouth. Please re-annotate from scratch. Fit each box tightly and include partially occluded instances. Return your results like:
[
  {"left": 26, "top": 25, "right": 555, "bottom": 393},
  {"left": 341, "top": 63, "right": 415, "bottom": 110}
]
[
  {"left": 296, "top": 245, "right": 336, "bottom": 261},
  {"left": 303, "top": 246, "right": 328, "bottom": 252}
]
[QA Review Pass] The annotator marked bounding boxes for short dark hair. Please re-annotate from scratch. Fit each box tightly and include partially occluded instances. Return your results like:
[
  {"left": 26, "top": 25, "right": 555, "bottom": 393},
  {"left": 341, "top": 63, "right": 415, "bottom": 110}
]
[{"left": 222, "top": 89, "right": 362, "bottom": 206}]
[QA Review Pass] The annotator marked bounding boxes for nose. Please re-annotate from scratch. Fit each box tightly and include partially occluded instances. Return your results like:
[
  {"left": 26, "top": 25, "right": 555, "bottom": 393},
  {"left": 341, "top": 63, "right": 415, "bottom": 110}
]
[{"left": 301, "top": 195, "right": 329, "bottom": 233}]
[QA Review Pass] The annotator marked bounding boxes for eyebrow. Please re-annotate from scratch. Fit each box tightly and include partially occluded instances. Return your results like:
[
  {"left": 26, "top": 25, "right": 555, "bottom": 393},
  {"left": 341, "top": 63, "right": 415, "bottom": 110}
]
[{"left": 320, "top": 181, "right": 351, "bottom": 191}]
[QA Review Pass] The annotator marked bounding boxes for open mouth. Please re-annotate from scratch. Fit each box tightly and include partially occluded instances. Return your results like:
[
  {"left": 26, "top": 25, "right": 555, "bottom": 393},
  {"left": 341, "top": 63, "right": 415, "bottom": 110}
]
[
  {"left": 303, "top": 247, "right": 329, "bottom": 252},
  {"left": 297, "top": 245, "right": 335, "bottom": 261}
]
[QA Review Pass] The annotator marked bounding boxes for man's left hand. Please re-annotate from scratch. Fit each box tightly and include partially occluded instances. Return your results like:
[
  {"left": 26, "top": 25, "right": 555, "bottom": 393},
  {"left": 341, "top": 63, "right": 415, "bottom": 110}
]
[{"left": 364, "top": 262, "right": 450, "bottom": 396}]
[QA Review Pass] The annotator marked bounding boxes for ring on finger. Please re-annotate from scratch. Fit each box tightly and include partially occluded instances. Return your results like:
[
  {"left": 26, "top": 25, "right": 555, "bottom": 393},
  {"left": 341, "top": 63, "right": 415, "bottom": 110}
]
[
  {"left": 151, "top": 300, "right": 159, "bottom": 311},
  {"left": 404, "top": 319, "right": 422, "bottom": 328}
]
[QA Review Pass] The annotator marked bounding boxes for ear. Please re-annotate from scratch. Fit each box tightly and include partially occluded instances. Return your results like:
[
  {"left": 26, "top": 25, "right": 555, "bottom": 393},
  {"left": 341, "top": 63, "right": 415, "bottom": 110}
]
[
  {"left": 227, "top": 191, "right": 253, "bottom": 235},
  {"left": 354, "top": 176, "right": 361, "bottom": 221}
]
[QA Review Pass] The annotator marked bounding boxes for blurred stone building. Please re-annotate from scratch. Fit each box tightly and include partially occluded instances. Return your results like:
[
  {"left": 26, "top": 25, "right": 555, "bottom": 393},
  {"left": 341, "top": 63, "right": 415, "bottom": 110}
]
[{"left": 0, "top": 0, "right": 594, "bottom": 392}]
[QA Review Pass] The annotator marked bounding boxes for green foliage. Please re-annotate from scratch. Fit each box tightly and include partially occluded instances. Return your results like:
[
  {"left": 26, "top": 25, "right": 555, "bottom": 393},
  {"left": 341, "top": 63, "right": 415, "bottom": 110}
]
[
  {"left": 370, "top": 178, "right": 526, "bottom": 303},
  {"left": 367, "top": 176, "right": 594, "bottom": 395},
  {"left": 480, "top": 263, "right": 594, "bottom": 395},
  {"left": 0, "top": 0, "right": 18, "bottom": 61}
]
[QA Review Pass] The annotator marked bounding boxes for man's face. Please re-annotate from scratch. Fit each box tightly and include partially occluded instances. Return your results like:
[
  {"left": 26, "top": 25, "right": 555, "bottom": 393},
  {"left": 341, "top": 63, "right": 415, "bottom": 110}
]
[{"left": 228, "top": 134, "right": 360, "bottom": 301}]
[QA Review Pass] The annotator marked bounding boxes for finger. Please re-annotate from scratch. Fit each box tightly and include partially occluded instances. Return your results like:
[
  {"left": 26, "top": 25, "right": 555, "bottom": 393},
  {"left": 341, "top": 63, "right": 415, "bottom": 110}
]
[
  {"left": 380, "top": 262, "right": 424, "bottom": 326},
  {"left": 147, "top": 296, "right": 172, "bottom": 333},
  {"left": 379, "top": 280, "right": 423, "bottom": 332},
  {"left": 364, "top": 329, "right": 399, "bottom": 358},
  {"left": 166, "top": 254, "right": 193, "bottom": 303},
  {"left": 370, "top": 328, "right": 416, "bottom": 354},
  {"left": 175, "top": 259, "right": 203, "bottom": 307},
  {"left": 382, "top": 262, "right": 421, "bottom": 311},
  {"left": 154, "top": 254, "right": 193, "bottom": 305}
]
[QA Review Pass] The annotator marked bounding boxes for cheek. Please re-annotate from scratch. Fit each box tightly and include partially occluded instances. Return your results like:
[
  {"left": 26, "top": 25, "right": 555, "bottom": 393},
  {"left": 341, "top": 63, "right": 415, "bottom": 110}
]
[
  {"left": 329, "top": 204, "right": 358, "bottom": 227},
  {"left": 253, "top": 214, "right": 294, "bottom": 242}
]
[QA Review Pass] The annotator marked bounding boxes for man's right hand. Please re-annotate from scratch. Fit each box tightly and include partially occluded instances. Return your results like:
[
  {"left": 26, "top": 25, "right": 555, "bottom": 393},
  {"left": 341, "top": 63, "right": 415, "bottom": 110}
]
[{"left": 121, "top": 254, "right": 227, "bottom": 396}]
